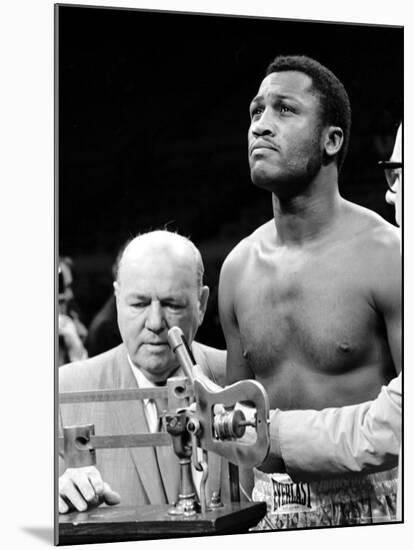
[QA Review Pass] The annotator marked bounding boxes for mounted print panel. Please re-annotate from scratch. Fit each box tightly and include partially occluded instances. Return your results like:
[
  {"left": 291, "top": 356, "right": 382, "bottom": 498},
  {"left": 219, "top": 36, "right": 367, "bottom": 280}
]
[{"left": 56, "top": 4, "right": 403, "bottom": 545}]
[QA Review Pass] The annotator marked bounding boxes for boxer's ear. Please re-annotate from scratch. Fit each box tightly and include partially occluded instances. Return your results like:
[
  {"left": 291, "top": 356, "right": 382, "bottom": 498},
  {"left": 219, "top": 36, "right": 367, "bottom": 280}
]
[
  {"left": 198, "top": 286, "right": 210, "bottom": 324},
  {"left": 323, "top": 126, "right": 344, "bottom": 158}
]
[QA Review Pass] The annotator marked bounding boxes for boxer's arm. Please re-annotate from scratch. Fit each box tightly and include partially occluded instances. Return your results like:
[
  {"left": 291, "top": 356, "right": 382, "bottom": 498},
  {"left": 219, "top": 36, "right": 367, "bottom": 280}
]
[
  {"left": 264, "top": 374, "right": 401, "bottom": 481},
  {"left": 371, "top": 229, "right": 402, "bottom": 374},
  {"left": 219, "top": 254, "right": 254, "bottom": 385}
]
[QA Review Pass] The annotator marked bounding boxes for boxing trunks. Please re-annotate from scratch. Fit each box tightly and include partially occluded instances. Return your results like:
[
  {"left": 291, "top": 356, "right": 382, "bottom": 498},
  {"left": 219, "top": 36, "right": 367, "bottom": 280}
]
[{"left": 252, "top": 467, "right": 398, "bottom": 530}]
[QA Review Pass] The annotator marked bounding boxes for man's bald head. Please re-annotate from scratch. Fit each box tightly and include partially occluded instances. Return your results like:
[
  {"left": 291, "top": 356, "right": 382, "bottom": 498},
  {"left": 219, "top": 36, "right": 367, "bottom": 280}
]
[
  {"left": 113, "top": 230, "right": 209, "bottom": 382},
  {"left": 116, "top": 230, "right": 205, "bottom": 296}
]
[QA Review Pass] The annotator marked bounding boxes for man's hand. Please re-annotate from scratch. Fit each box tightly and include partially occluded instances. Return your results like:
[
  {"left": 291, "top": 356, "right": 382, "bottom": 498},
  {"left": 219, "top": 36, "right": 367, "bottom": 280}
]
[{"left": 59, "top": 466, "right": 121, "bottom": 514}]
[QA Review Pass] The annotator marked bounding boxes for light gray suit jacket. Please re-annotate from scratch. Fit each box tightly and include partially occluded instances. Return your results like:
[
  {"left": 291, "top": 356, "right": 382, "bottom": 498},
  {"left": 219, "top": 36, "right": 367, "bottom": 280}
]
[{"left": 59, "top": 342, "right": 227, "bottom": 507}]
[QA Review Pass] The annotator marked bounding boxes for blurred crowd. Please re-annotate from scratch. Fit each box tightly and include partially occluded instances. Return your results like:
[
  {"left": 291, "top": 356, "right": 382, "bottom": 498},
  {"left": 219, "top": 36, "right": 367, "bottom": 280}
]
[{"left": 58, "top": 256, "right": 121, "bottom": 366}]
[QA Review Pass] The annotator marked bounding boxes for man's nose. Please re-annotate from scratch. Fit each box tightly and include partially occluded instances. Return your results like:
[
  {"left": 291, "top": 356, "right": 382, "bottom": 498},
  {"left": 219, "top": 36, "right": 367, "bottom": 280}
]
[
  {"left": 250, "top": 108, "right": 275, "bottom": 137},
  {"left": 385, "top": 188, "right": 396, "bottom": 206},
  {"left": 145, "top": 302, "right": 166, "bottom": 333}
]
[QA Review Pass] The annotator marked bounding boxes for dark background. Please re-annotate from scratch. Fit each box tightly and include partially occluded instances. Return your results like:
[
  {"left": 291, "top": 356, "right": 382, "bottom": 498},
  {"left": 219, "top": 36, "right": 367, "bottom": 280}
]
[{"left": 58, "top": 5, "right": 403, "bottom": 349}]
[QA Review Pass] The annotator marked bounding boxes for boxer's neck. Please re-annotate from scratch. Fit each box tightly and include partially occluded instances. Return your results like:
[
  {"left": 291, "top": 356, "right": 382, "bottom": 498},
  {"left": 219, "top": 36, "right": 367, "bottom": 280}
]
[{"left": 271, "top": 175, "right": 342, "bottom": 247}]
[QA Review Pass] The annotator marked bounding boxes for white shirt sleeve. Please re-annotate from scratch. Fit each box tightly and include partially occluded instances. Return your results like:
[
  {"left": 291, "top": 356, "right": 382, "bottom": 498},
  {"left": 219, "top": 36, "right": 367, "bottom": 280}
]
[{"left": 269, "top": 374, "right": 401, "bottom": 481}]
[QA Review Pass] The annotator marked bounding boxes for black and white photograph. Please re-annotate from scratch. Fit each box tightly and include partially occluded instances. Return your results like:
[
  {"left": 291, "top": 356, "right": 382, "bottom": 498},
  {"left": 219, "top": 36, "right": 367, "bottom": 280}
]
[
  {"left": 55, "top": 3, "right": 403, "bottom": 545},
  {"left": 2, "top": 1, "right": 411, "bottom": 549}
]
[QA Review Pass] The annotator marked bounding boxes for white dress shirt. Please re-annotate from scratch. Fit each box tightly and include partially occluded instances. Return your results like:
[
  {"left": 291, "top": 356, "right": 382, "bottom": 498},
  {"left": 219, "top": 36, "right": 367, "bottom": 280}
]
[
  {"left": 127, "top": 354, "right": 162, "bottom": 433},
  {"left": 127, "top": 355, "right": 203, "bottom": 495}
]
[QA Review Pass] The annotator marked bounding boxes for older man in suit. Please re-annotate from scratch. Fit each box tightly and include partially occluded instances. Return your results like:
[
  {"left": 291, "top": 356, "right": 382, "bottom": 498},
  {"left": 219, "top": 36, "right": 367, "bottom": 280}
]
[{"left": 58, "top": 230, "right": 226, "bottom": 513}]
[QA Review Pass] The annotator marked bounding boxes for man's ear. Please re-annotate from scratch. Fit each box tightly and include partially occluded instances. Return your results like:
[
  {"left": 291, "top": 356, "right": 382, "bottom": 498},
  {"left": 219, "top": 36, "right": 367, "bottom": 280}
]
[
  {"left": 323, "top": 126, "right": 344, "bottom": 159},
  {"left": 113, "top": 281, "right": 120, "bottom": 300},
  {"left": 198, "top": 286, "right": 210, "bottom": 324}
]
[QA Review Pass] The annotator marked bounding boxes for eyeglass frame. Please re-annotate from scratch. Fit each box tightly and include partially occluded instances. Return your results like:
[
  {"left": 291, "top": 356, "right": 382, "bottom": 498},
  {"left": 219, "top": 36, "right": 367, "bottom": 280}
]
[{"left": 378, "top": 160, "right": 403, "bottom": 192}]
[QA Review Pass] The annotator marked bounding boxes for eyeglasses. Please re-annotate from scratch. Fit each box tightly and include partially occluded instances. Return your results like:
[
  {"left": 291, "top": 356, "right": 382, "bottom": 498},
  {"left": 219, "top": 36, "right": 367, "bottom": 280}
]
[{"left": 378, "top": 160, "right": 403, "bottom": 192}]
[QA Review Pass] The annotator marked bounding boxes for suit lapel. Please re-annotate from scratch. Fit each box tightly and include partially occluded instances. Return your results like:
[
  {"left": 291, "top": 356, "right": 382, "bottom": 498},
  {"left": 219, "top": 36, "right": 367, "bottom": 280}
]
[
  {"left": 111, "top": 346, "right": 168, "bottom": 504},
  {"left": 154, "top": 417, "right": 180, "bottom": 504}
]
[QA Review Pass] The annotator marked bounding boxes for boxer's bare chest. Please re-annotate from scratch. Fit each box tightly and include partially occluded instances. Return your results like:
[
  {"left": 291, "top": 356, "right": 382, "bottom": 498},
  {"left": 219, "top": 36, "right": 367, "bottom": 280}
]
[{"left": 234, "top": 238, "right": 381, "bottom": 382}]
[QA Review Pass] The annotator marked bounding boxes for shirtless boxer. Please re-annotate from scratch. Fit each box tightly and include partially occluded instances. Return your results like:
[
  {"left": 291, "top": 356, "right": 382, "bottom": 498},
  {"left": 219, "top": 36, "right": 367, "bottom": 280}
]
[{"left": 219, "top": 56, "right": 401, "bottom": 528}]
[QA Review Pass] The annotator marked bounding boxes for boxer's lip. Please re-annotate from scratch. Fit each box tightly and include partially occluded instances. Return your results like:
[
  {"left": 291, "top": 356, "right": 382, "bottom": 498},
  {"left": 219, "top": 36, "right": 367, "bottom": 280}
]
[{"left": 250, "top": 140, "right": 279, "bottom": 154}]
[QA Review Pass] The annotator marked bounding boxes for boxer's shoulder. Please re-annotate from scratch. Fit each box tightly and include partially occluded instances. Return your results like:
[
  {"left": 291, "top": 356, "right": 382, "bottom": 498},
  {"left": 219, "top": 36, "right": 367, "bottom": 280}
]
[
  {"left": 340, "top": 202, "right": 400, "bottom": 293},
  {"left": 344, "top": 200, "right": 399, "bottom": 236},
  {"left": 221, "top": 219, "right": 274, "bottom": 268},
  {"left": 341, "top": 200, "right": 400, "bottom": 254}
]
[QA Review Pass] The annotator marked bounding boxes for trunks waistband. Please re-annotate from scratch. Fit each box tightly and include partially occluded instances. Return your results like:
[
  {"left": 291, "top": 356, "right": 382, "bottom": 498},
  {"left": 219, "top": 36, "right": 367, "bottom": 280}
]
[
  {"left": 254, "top": 466, "right": 398, "bottom": 492},
  {"left": 253, "top": 467, "right": 398, "bottom": 516}
]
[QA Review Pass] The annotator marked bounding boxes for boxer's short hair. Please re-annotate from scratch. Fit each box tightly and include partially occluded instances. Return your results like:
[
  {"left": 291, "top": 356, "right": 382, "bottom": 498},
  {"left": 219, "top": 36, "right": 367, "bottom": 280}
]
[{"left": 266, "top": 55, "right": 351, "bottom": 171}]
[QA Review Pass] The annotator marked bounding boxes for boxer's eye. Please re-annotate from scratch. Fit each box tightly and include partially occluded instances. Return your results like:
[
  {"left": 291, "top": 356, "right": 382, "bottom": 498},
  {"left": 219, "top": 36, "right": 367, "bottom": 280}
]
[
  {"left": 249, "top": 103, "right": 264, "bottom": 119},
  {"left": 280, "top": 103, "right": 292, "bottom": 114},
  {"left": 250, "top": 105, "right": 263, "bottom": 119}
]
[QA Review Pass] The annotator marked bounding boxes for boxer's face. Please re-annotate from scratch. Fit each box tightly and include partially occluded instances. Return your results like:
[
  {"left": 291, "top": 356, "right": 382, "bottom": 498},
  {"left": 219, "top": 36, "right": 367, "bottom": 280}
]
[
  {"left": 385, "top": 124, "right": 402, "bottom": 228},
  {"left": 115, "top": 249, "right": 208, "bottom": 383},
  {"left": 248, "top": 71, "right": 326, "bottom": 197}
]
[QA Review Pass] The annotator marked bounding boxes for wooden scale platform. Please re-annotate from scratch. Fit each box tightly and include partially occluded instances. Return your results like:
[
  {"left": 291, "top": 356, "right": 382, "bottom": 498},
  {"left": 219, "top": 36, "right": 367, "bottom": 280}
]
[{"left": 59, "top": 501, "right": 266, "bottom": 544}]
